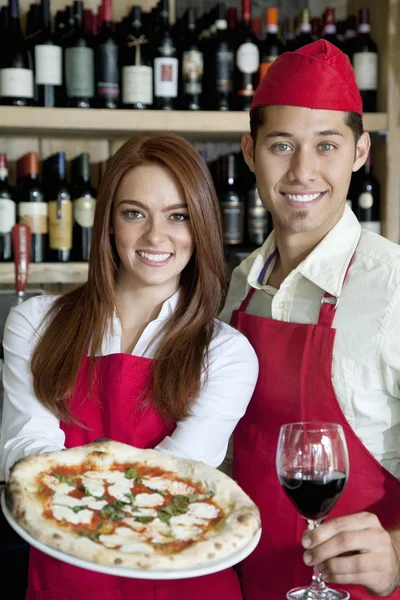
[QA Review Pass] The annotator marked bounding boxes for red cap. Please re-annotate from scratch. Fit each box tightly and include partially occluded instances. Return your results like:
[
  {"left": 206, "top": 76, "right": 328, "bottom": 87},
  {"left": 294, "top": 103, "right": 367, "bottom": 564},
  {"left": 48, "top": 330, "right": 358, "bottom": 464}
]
[{"left": 251, "top": 39, "right": 363, "bottom": 116}]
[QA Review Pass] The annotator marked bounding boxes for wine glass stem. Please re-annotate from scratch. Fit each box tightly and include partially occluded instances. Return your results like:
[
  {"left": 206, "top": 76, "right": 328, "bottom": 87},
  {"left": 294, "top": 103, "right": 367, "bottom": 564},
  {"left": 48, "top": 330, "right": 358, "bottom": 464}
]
[{"left": 307, "top": 520, "right": 327, "bottom": 594}]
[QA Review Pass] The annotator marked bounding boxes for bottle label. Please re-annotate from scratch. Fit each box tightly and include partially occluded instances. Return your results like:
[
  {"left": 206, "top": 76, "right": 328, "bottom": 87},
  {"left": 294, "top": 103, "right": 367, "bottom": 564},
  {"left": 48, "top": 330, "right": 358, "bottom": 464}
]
[
  {"left": 216, "top": 50, "right": 233, "bottom": 92},
  {"left": 49, "top": 200, "right": 73, "bottom": 250},
  {"left": 122, "top": 65, "right": 153, "bottom": 105},
  {"left": 97, "top": 44, "right": 119, "bottom": 98},
  {"left": 65, "top": 47, "right": 94, "bottom": 98},
  {"left": 353, "top": 53, "right": 378, "bottom": 90},
  {"left": 18, "top": 202, "right": 48, "bottom": 234},
  {"left": 0, "top": 198, "right": 16, "bottom": 234},
  {"left": 34, "top": 45, "right": 62, "bottom": 85},
  {"left": 236, "top": 43, "right": 259, "bottom": 74},
  {"left": 183, "top": 50, "right": 203, "bottom": 95},
  {"left": 358, "top": 192, "right": 374, "bottom": 209},
  {"left": 74, "top": 195, "right": 96, "bottom": 228},
  {"left": 0, "top": 68, "right": 34, "bottom": 98},
  {"left": 154, "top": 57, "right": 178, "bottom": 98},
  {"left": 221, "top": 201, "right": 244, "bottom": 244},
  {"left": 259, "top": 56, "right": 278, "bottom": 82}
]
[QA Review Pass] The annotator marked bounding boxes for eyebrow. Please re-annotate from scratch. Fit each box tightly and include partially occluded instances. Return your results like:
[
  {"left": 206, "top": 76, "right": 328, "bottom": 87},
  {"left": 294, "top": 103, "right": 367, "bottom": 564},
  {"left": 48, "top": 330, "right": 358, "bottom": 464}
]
[
  {"left": 119, "top": 200, "right": 188, "bottom": 212},
  {"left": 265, "top": 129, "right": 345, "bottom": 139}
]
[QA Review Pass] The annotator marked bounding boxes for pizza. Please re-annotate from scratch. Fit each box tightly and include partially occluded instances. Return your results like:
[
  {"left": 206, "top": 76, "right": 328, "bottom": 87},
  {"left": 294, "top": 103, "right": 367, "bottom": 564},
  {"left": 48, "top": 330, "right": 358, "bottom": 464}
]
[{"left": 4, "top": 440, "right": 261, "bottom": 571}]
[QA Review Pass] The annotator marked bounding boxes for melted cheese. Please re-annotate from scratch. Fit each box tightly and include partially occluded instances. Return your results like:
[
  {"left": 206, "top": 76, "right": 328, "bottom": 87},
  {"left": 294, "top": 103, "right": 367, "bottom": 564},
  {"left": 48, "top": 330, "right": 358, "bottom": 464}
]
[
  {"left": 42, "top": 475, "right": 75, "bottom": 495},
  {"left": 52, "top": 505, "right": 94, "bottom": 525},
  {"left": 100, "top": 527, "right": 154, "bottom": 554},
  {"left": 143, "top": 476, "right": 196, "bottom": 496},
  {"left": 169, "top": 513, "right": 208, "bottom": 541},
  {"left": 81, "top": 478, "right": 105, "bottom": 498},
  {"left": 107, "top": 481, "right": 134, "bottom": 503},
  {"left": 187, "top": 502, "right": 220, "bottom": 519},
  {"left": 135, "top": 493, "right": 165, "bottom": 507},
  {"left": 123, "top": 507, "right": 158, "bottom": 518}
]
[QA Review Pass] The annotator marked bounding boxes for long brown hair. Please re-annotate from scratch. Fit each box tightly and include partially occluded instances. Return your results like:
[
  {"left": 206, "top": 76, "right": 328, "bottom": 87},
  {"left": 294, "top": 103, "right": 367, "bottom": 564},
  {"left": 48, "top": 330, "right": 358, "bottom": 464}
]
[{"left": 31, "top": 133, "right": 226, "bottom": 423}]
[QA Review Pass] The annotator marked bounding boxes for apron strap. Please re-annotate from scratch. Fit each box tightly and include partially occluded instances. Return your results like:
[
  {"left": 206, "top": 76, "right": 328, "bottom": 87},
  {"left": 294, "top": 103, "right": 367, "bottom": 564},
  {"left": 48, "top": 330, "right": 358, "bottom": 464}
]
[{"left": 318, "top": 252, "right": 355, "bottom": 327}]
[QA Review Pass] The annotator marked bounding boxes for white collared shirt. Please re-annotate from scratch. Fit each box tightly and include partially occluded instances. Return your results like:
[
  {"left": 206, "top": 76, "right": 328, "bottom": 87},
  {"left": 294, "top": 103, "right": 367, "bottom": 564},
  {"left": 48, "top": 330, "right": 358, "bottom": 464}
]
[
  {"left": 0, "top": 290, "right": 259, "bottom": 480},
  {"left": 219, "top": 205, "right": 400, "bottom": 478}
]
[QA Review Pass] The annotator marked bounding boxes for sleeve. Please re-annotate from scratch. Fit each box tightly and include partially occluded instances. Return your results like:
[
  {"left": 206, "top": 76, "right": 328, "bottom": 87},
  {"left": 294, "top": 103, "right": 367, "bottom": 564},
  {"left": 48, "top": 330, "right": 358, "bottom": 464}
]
[
  {"left": 218, "top": 252, "right": 258, "bottom": 324},
  {"left": 155, "top": 323, "right": 259, "bottom": 468},
  {"left": 0, "top": 298, "right": 65, "bottom": 480},
  {"left": 379, "top": 285, "right": 400, "bottom": 400}
]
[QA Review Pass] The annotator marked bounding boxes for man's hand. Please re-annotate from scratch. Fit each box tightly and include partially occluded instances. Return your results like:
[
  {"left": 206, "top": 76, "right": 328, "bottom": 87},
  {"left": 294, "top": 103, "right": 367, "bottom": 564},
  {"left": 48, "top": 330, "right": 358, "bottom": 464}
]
[{"left": 301, "top": 512, "right": 400, "bottom": 596}]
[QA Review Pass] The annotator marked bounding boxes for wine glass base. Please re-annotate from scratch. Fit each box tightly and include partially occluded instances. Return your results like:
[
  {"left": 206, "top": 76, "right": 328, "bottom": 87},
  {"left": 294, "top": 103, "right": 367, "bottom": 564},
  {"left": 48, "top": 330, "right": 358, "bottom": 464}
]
[{"left": 286, "top": 586, "right": 350, "bottom": 600}]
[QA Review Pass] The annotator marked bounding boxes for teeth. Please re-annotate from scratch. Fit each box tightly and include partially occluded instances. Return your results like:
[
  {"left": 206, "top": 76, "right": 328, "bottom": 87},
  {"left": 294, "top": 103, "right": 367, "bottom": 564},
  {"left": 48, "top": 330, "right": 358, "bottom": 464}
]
[
  {"left": 286, "top": 193, "right": 321, "bottom": 202},
  {"left": 138, "top": 251, "right": 171, "bottom": 262}
]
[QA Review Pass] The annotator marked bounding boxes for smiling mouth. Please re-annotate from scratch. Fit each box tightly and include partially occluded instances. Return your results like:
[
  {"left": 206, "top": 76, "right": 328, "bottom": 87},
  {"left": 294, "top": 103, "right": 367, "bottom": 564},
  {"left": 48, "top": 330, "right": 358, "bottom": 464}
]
[
  {"left": 281, "top": 192, "right": 326, "bottom": 204},
  {"left": 136, "top": 250, "right": 172, "bottom": 264}
]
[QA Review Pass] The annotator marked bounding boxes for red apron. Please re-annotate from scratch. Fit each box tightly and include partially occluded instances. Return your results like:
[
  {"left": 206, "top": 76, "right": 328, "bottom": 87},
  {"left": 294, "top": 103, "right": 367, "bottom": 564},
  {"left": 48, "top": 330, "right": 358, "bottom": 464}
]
[
  {"left": 27, "top": 353, "right": 242, "bottom": 600},
  {"left": 230, "top": 256, "right": 400, "bottom": 600}
]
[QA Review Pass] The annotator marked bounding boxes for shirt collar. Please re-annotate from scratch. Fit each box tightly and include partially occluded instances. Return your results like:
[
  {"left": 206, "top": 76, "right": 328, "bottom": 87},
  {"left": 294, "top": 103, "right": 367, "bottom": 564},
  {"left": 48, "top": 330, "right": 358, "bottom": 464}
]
[{"left": 247, "top": 205, "right": 361, "bottom": 297}]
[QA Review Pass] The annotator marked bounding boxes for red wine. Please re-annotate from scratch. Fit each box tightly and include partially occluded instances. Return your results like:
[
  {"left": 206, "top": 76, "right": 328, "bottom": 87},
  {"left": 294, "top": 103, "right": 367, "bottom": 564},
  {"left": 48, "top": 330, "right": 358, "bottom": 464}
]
[{"left": 280, "top": 470, "right": 347, "bottom": 521}]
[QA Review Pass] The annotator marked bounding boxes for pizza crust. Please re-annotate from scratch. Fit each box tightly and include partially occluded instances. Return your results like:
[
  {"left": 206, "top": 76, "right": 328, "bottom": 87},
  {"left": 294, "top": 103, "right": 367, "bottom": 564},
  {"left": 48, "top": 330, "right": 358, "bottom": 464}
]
[{"left": 6, "top": 440, "right": 261, "bottom": 570}]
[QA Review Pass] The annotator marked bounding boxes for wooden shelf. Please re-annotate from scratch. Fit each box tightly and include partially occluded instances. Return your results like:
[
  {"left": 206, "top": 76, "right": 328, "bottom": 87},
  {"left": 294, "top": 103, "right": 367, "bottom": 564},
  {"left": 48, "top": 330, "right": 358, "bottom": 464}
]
[
  {"left": 0, "top": 263, "right": 88, "bottom": 285},
  {"left": 0, "top": 106, "right": 389, "bottom": 139}
]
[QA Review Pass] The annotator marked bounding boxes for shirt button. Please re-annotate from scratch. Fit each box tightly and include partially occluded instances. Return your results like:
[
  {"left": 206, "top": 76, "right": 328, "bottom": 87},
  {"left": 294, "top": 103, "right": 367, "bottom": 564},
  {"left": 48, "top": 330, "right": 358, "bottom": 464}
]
[{"left": 278, "top": 301, "right": 286, "bottom": 309}]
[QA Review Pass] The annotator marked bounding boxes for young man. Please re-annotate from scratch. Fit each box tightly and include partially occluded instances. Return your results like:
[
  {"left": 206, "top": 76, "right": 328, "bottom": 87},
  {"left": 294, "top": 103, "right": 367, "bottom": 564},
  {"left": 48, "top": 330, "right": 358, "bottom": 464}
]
[{"left": 220, "top": 40, "right": 400, "bottom": 599}]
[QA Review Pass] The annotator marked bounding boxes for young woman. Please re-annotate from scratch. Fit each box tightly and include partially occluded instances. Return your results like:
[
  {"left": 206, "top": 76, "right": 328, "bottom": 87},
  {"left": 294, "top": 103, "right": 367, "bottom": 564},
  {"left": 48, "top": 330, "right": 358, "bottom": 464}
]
[{"left": 0, "top": 133, "right": 259, "bottom": 600}]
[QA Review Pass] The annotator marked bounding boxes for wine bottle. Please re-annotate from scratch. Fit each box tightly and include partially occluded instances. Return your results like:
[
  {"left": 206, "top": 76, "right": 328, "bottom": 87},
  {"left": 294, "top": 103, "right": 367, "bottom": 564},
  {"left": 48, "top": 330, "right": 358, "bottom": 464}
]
[
  {"left": 16, "top": 152, "right": 47, "bottom": 263},
  {"left": 0, "top": 0, "right": 34, "bottom": 106},
  {"left": 213, "top": 3, "right": 234, "bottom": 111},
  {"left": 180, "top": 7, "right": 203, "bottom": 110},
  {"left": 321, "top": 7, "right": 343, "bottom": 50},
  {"left": 295, "top": 8, "right": 313, "bottom": 50},
  {"left": 259, "top": 7, "right": 283, "bottom": 83},
  {"left": 247, "top": 183, "right": 270, "bottom": 247},
  {"left": 355, "top": 150, "right": 380, "bottom": 234},
  {"left": 71, "top": 153, "right": 96, "bottom": 262},
  {"left": 64, "top": 0, "right": 95, "bottom": 108},
  {"left": 352, "top": 8, "right": 378, "bottom": 112},
  {"left": 344, "top": 14, "right": 357, "bottom": 59},
  {"left": 311, "top": 17, "right": 321, "bottom": 42},
  {"left": 44, "top": 153, "right": 72, "bottom": 262},
  {"left": 234, "top": 0, "right": 260, "bottom": 111},
  {"left": 34, "top": 0, "right": 63, "bottom": 107},
  {"left": 220, "top": 155, "right": 244, "bottom": 245},
  {"left": 153, "top": 0, "right": 179, "bottom": 110},
  {"left": 0, "top": 154, "right": 16, "bottom": 262},
  {"left": 121, "top": 5, "right": 153, "bottom": 109},
  {"left": 95, "top": 0, "right": 119, "bottom": 109}
]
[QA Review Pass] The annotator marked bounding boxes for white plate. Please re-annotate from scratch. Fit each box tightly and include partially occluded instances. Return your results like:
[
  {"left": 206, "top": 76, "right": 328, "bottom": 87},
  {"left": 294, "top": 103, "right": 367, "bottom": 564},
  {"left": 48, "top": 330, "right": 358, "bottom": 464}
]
[{"left": 1, "top": 491, "right": 261, "bottom": 580}]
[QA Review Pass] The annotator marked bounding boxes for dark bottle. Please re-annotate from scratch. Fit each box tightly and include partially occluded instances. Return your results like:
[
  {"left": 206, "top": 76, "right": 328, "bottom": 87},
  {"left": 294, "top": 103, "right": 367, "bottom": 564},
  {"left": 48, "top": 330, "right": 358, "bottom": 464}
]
[
  {"left": 234, "top": 0, "right": 260, "bottom": 111},
  {"left": 311, "top": 17, "right": 321, "bottom": 42},
  {"left": 121, "top": 5, "right": 153, "bottom": 109},
  {"left": 355, "top": 150, "right": 381, "bottom": 235},
  {"left": 220, "top": 155, "right": 244, "bottom": 245},
  {"left": 34, "top": 0, "right": 63, "bottom": 107},
  {"left": 212, "top": 3, "right": 234, "bottom": 111},
  {"left": 0, "top": 0, "right": 34, "bottom": 106},
  {"left": 321, "top": 7, "right": 343, "bottom": 50},
  {"left": 344, "top": 14, "right": 357, "bottom": 59},
  {"left": 285, "top": 17, "right": 296, "bottom": 50},
  {"left": 259, "top": 7, "right": 283, "bottom": 83},
  {"left": 0, "top": 154, "right": 16, "bottom": 262},
  {"left": 44, "top": 153, "right": 72, "bottom": 262},
  {"left": 71, "top": 153, "right": 96, "bottom": 262},
  {"left": 294, "top": 8, "right": 313, "bottom": 50},
  {"left": 247, "top": 182, "right": 270, "bottom": 247},
  {"left": 16, "top": 152, "right": 47, "bottom": 263},
  {"left": 352, "top": 8, "right": 378, "bottom": 112},
  {"left": 153, "top": 0, "right": 179, "bottom": 110},
  {"left": 64, "top": 0, "right": 95, "bottom": 108},
  {"left": 180, "top": 7, "right": 203, "bottom": 110},
  {"left": 95, "top": 0, "right": 119, "bottom": 108}
]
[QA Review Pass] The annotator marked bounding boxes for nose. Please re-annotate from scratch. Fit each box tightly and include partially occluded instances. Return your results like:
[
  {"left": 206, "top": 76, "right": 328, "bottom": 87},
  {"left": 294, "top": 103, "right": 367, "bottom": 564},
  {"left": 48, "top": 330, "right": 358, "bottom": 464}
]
[
  {"left": 287, "top": 148, "right": 318, "bottom": 185},
  {"left": 142, "top": 216, "right": 167, "bottom": 245}
]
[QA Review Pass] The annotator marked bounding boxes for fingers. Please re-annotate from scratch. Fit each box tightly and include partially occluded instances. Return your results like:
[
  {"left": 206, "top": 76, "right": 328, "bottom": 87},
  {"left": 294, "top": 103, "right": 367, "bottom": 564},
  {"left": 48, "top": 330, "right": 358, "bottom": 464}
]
[{"left": 302, "top": 512, "right": 381, "bottom": 549}]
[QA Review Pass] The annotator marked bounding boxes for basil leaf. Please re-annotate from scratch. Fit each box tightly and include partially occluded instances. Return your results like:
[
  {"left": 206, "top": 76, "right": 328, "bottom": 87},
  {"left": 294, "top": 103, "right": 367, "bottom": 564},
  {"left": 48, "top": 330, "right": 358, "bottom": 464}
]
[
  {"left": 135, "top": 516, "right": 154, "bottom": 523},
  {"left": 124, "top": 492, "right": 136, "bottom": 504},
  {"left": 187, "top": 492, "right": 214, "bottom": 502},
  {"left": 54, "top": 473, "right": 75, "bottom": 486},
  {"left": 100, "top": 502, "right": 128, "bottom": 521},
  {"left": 146, "top": 487, "right": 168, "bottom": 496},
  {"left": 38, "top": 486, "right": 44, "bottom": 493},
  {"left": 124, "top": 467, "right": 137, "bottom": 479},
  {"left": 77, "top": 530, "right": 100, "bottom": 542},
  {"left": 157, "top": 510, "right": 172, "bottom": 524},
  {"left": 72, "top": 506, "right": 88, "bottom": 513}
]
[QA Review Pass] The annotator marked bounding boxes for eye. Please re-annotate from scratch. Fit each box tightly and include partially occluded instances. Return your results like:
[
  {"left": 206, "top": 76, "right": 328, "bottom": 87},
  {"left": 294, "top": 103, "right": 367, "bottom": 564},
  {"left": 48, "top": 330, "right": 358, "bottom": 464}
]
[
  {"left": 319, "top": 143, "right": 335, "bottom": 152},
  {"left": 169, "top": 213, "right": 190, "bottom": 222},
  {"left": 122, "top": 209, "right": 144, "bottom": 219},
  {"left": 272, "top": 143, "right": 292, "bottom": 153}
]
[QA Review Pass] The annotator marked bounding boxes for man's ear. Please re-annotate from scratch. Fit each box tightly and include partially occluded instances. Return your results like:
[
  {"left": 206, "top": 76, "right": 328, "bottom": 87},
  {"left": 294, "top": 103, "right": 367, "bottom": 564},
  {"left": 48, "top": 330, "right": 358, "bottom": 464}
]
[
  {"left": 241, "top": 132, "right": 256, "bottom": 173},
  {"left": 353, "top": 131, "right": 371, "bottom": 173}
]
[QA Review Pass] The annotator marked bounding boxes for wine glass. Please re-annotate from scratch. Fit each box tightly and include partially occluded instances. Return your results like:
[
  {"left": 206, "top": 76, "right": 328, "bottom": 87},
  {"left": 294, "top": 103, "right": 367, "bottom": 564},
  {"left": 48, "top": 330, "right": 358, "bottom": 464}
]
[{"left": 276, "top": 422, "right": 350, "bottom": 600}]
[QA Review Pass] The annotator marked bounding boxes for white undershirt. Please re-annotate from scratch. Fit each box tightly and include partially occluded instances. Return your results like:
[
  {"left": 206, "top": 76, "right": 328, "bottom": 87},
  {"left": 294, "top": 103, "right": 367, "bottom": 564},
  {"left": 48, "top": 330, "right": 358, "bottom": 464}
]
[{"left": 0, "top": 290, "right": 259, "bottom": 480}]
